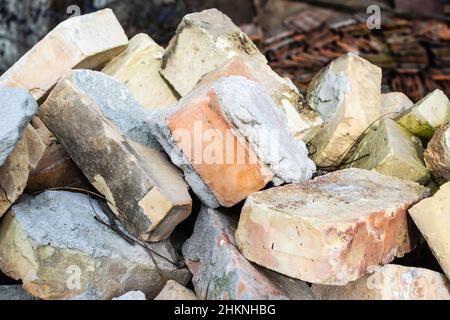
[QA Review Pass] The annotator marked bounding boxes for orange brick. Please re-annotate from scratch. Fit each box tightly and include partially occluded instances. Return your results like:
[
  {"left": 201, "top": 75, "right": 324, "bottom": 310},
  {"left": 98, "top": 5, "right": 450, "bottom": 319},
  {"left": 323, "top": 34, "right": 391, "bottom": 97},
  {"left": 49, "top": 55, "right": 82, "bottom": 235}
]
[
  {"left": 198, "top": 57, "right": 255, "bottom": 86},
  {"left": 151, "top": 58, "right": 314, "bottom": 208},
  {"left": 167, "top": 85, "right": 272, "bottom": 207}
]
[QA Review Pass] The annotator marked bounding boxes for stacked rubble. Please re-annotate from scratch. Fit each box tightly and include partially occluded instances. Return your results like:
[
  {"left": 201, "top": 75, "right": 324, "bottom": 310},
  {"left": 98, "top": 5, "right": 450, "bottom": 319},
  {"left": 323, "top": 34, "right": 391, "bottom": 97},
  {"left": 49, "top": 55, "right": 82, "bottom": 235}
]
[
  {"left": 258, "top": 6, "right": 450, "bottom": 102},
  {"left": 0, "top": 8, "right": 449, "bottom": 301}
]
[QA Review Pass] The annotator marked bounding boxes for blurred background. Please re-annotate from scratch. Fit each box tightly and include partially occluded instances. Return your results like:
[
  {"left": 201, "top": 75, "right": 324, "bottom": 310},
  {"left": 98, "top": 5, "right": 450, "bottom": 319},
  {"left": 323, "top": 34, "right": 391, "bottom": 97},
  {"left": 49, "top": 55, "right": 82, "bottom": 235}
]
[{"left": 1, "top": 0, "right": 450, "bottom": 101}]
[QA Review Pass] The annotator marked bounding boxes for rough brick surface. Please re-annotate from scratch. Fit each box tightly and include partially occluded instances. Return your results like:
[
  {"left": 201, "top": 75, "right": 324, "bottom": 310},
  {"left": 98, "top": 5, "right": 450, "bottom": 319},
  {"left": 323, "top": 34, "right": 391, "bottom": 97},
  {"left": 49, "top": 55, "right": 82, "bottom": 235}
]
[
  {"left": 154, "top": 280, "right": 198, "bottom": 300},
  {"left": 0, "top": 86, "right": 38, "bottom": 166},
  {"left": 380, "top": 92, "right": 413, "bottom": 119},
  {"left": 424, "top": 122, "right": 450, "bottom": 184},
  {"left": 348, "top": 119, "right": 430, "bottom": 184},
  {"left": 410, "top": 182, "right": 450, "bottom": 279},
  {"left": 150, "top": 75, "right": 315, "bottom": 207},
  {"left": 102, "top": 33, "right": 178, "bottom": 110},
  {"left": 26, "top": 118, "right": 87, "bottom": 192},
  {"left": 236, "top": 168, "right": 429, "bottom": 285},
  {"left": 397, "top": 89, "right": 450, "bottom": 140},
  {"left": 40, "top": 72, "right": 192, "bottom": 242},
  {"left": 0, "top": 191, "right": 190, "bottom": 300},
  {"left": 307, "top": 53, "right": 382, "bottom": 166},
  {"left": 160, "top": 8, "right": 322, "bottom": 141},
  {"left": 182, "top": 206, "right": 314, "bottom": 300},
  {"left": 312, "top": 264, "right": 450, "bottom": 300},
  {"left": 0, "top": 9, "right": 128, "bottom": 100},
  {"left": 0, "top": 125, "right": 45, "bottom": 218}
]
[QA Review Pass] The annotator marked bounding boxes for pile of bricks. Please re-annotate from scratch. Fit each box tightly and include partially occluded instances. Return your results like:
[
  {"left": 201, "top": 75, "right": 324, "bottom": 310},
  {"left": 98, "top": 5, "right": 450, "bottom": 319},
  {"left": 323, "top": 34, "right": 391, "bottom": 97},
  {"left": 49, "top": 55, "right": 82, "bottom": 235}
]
[
  {"left": 0, "top": 8, "right": 449, "bottom": 300},
  {"left": 256, "top": 9, "right": 450, "bottom": 102}
]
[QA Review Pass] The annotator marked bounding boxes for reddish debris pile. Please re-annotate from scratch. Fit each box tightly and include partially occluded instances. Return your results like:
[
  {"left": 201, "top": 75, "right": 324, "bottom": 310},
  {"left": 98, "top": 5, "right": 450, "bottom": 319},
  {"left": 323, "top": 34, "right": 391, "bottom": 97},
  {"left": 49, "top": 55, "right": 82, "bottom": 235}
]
[{"left": 247, "top": 11, "right": 450, "bottom": 102}]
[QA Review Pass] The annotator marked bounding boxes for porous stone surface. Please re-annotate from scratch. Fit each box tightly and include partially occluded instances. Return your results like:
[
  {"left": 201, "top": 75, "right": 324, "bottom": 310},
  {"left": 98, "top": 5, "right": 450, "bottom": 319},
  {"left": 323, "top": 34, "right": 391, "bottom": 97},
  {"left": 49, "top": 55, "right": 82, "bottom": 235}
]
[
  {"left": 307, "top": 53, "right": 382, "bottom": 166},
  {"left": 0, "top": 9, "right": 128, "bottom": 100},
  {"left": 40, "top": 72, "right": 192, "bottom": 242},
  {"left": 348, "top": 119, "right": 430, "bottom": 184},
  {"left": 409, "top": 182, "right": 450, "bottom": 279},
  {"left": 424, "top": 122, "right": 450, "bottom": 184},
  {"left": 0, "top": 86, "right": 38, "bottom": 166},
  {"left": 0, "top": 125, "right": 45, "bottom": 218},
  {"left": 149, "top": 76, "right": 315, "bottom": 208},
  {"left": 160, "top": 8, "right": 322, "bottom": 141},
  {"left": 182, "top": 206, "right": 315, "bottom": 300},
  {"left": 102, "top": 33, "right": 178, "bottom": 110},
  {"left": 67, "top": 69, "right": 160, "bottom": 149},
  {"left": 214, "top": 76, "right": 316, "bottom": 185},
  {"left": 154, "top": 280, "right": 198, "bottom": 300},
  {"left": 112, "top": 291, "right": 146, "bottom": 300},
  {"left": 397, "top": 89, "right": 450, "bottom": 140},
  {"left": 0, "top": 191, "right": 190, "bottom": 300},
  {"left": 380, "top": 92, "right": 413, "bottom": 119},
  {"left": 236, "top": 168, "right": 430, "bottom": 285},
  {"left": 312, "top": 264, "right": 450, "bottom": 300}
]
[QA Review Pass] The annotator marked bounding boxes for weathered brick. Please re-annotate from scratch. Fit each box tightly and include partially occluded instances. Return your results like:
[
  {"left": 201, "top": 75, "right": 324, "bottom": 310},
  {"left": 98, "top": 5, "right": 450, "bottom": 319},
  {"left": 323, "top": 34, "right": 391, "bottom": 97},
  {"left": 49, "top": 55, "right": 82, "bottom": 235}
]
[
  {"left": 397, "top": 89, "right": 450, "bottom": 140},
  {"left": 0, "top": 125, "right": 45, "bottom": 218},
  {"left": 307, "top": 53, "right": 382, "bottom": 167},
  {"left": 0, "top": 191, "right": 190, "bottom": 300},
  {"left": 149, "top": 75, "right": 315, "bottom": 208},
  {"left": 0, "top": 9, "right": 128, "bottom": 100},
  {"left": 102, "top": 33, "right": 178, "bottom": 109},
  {"left": 160, "top": 8, "right": 322, "bottom": 141},
  {"left": 348, "top": 119, "right": 430, "bottom": 184},
  {"left": 312, "top": 264, "right": 450, "bottom": 300},
  {"left": 236, "top": 168, "right": 429, "bottom": 285},
  {"left": 26, "top": 117, "right": 88, "bottom": 192},
  {"left": 39, "top": 71, "right": 192, "bottom": 242},
  {"left": 424, "top": 122, "right": 450, "bottom": 184},
  {"left": 182, "top": 206, "right": 314, "bottom": 300},
  {"left": 380, "top": 92, "right": 413, "bottom": 119},
  {"left": 410, "top": 182, "right": 450, "bottom": 279},
  {"left": 154, "top": 280, "right": 198, "bottom": 300}
]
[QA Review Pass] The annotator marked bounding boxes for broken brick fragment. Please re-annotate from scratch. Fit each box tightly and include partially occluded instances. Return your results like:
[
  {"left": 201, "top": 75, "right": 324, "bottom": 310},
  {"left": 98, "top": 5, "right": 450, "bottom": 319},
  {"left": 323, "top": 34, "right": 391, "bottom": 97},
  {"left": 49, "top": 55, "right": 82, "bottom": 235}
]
[
  {"left": 0, "top": 9, "right": 128, "bottom": 101},
  {"left": 312, "top": 264, "right": 450, "bottom": 300},
  {"left": 40, "top": 71, "right": 192, "bottom": 242},
  {"left": 182, "top": 206, "right": 314, "bottom": 300},
  {"left": 236, "top": 168, "right": 429, "bottom": 285},
  {"left": 150, "top": 75, "right": 315, "bottom": 208}
]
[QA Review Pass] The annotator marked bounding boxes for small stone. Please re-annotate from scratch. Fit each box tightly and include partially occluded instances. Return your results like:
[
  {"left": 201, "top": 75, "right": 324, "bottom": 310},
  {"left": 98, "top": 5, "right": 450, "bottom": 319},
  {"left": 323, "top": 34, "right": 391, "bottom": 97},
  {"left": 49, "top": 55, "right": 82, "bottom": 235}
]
[
  {"left": 380, "top": 92, "right": 413, "bottom": 119},
  {"left": 397, "top": 89, "right": 450, "bottom": 140},
  {"left": 348, "top": 119, "right": 430, "bottom": 184},
  {"left": 0, "top": 191, "right": 190, "bottom": 300},
  {"left": 39, "top": 71, "right": 192, "bottom": 242},
  {"left": 0, "top": 125, "right": 45, "bottom": 218},
  {"left": 0, "top": 86, "right": 38, "bottom": 166},
  {"left": 307, "top": 53, "right": 382, "bottom": 167},
  {"left": 149, "top": 75, "right": 315, "bottom": 208},
  {"left": 0, "top": 285, "right": 38, "bottom": 300},
  {"left": 424, "top": 122, "right": 450, "bottom": 184},
  {"left": 0, "top": 9, "right": 128, "bottom": 101},
  {"left": 102, "top": 33, "right": 178, "bottom": 110},
  {"left": 160, "top": 8, "right": 322, "bottom": 141},
  {"left": 409, "top": 182, "right": 450, "bottom": 279},
  {"left": 113, "top": 291, "right": 146, "bottom": 300},
  {"left": 312, "top": 264, "right": 450, "bottom": 300},
  {"left": 182, "top": 206, "right": 315, "bottom": 300},
  {"left": 154, "top": 280, "right": 198, "bottom": 300},
  {"left": 236, "top": 168, "right": 429, "bottom": 285}
]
